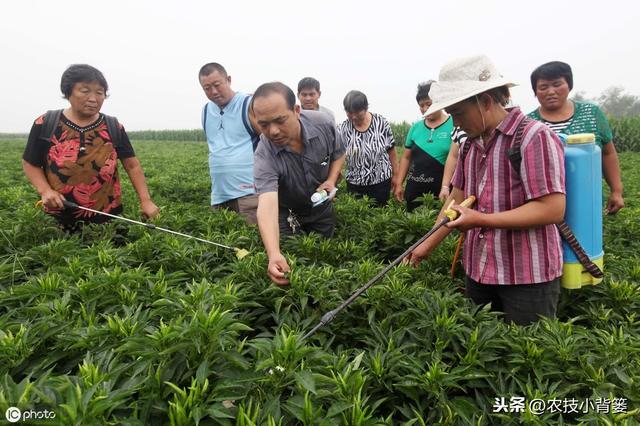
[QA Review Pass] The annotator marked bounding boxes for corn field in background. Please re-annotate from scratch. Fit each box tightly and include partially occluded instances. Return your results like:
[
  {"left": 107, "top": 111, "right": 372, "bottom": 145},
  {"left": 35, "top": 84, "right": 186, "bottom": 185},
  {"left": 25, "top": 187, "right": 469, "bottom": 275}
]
[
  {"left": 1, "top": 117, "right": 638, "bottom": 150},
  {"left": 609, "top": 117, "right": 640, "bottom": 151},
  {"left": 127, "top": 129, "right": 207, "bottom": 142}
]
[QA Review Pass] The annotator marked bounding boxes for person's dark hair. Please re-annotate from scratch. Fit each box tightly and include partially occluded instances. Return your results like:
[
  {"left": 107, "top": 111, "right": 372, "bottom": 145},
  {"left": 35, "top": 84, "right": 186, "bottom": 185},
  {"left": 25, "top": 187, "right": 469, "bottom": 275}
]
[
  {"left": 60, "top": 64, "right": 108, "bottom": 99},
  {"left": 530, "top": 61, "right": 573, "bottom": 93},
  {"left": 198, "top": 62, "right": 228, "bottom": 78},
  {"left": 343, "top": 90, "right": 368, "bottom": 113},
  {"left": 297, "top": 77, "right": 320, "bottom": 94},
  {"left": 484, "top": 86, "right": 511, "bottom": 107},
  {"left": 416, "top": 80, "right": 435, "bottom": 103},
  {"left": 251, "top": 82, "right": 297, "bottom": 111},
  {"left": 460, "top": 86, "right": 511, "bottom": 109}
]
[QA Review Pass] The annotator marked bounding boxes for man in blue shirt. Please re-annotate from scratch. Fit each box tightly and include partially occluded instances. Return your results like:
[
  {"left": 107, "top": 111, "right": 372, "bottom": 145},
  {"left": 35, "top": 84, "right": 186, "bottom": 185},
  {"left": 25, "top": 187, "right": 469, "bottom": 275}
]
[{"left": 199, "top": 63, "right": 259, "bottom": 223}]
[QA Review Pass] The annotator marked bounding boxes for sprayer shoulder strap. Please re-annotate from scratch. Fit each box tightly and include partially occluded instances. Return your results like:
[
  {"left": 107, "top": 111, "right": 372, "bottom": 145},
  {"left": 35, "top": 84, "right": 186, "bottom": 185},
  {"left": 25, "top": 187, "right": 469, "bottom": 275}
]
[
  {"left": 42, "top": 109, "right": 63, "bottom": 141},
  {"left": 201, "top": 97, "right": 259, "bottom": 152},
  {"left": 511, "top": 117, "right": 603, "bottom": 279},
  {"left": 241, "top": 95, "right": 260, "bottom": 152},
  {"left": 459, "top": 117, "right": 603, "bottom": 278},
  {"left": 103, "top": 114, "right": 122, "bottom": 146}
]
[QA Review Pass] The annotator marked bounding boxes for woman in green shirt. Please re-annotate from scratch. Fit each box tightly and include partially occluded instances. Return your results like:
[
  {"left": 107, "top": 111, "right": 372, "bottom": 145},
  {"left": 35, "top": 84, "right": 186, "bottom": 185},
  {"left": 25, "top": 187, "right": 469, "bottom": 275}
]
[
  {"left": 528, "top": 61, "right": 624, "bottom": 214},
  {"left": 394, "top": 81, "right": 459, "bottom": 211}
]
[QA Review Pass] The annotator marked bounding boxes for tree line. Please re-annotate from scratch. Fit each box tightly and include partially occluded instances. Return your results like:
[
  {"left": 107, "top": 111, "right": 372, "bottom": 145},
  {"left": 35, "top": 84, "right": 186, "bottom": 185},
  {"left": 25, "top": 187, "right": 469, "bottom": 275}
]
[{"left": 2, "top": 87, "right": 639, "bottom": 151}]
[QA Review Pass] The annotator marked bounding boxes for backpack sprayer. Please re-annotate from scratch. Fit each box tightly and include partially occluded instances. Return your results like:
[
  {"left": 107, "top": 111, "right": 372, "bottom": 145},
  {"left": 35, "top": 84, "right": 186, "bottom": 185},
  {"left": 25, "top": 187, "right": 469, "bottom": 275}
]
[
  {"left": 35, "top": 200, "right": 250, "bottom": 260},
  {"left": 302, "top": 195, "right": 476, "bottom": 340}
]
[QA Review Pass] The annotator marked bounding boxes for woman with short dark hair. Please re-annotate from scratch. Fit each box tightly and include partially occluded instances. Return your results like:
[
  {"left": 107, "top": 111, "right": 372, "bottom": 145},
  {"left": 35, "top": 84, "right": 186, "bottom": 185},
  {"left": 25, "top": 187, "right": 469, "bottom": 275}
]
[
  {"left": 394, "top": 81, "right": 465, "bottom": 211},
  {"left": 528, "top": 61, "right": 624, "bottom": 213},
  {"left": 22, "top": 64, "right": 159, "bottom": 231},
  {"left": 337, "top": 90, "right": 398, "bottom": 206}
]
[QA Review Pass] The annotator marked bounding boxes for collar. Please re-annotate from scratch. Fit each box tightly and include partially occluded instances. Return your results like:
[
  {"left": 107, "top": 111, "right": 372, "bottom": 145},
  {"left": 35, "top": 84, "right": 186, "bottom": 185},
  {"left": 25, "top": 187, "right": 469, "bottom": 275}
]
[
  {"left": 467, "top": 107, "right": 523, "bottom": 149},
  {"left": 272, "top": 111, "right": 321, "bottom": 154},
  {"left": 496, "top": 107, "right": 525, "bottom": 136},
  {"left": 213, "top": 91, "right": 241, "bottom": 113}
]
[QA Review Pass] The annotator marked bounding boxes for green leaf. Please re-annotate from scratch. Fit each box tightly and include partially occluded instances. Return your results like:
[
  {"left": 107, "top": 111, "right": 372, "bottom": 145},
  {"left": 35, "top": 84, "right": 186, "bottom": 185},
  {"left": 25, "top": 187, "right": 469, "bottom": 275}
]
[
  {"left": 351, "top": 351, "right": 365, "bottom": 370},
  {"left": 294, "top": 371, "right": 316, "bottom": 395},
  {"left": 326, "top": 401, "right": 353, "bottom": 418},
  {"left": 206, "top": 405, "right": 235, "bottom": 419},
  {"left": 613, "top": 367, "right": 632, "bottom": 385},
  {"left": 196, "top": 361, "right": 209, "bottom": 385}
]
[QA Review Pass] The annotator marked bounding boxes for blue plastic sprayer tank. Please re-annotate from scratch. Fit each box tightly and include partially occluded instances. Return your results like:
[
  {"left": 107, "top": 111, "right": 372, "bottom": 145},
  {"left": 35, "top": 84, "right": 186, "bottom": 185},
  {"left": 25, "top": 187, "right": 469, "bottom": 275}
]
[{"left": 561, "top": 133, "right": 604, "bottom": 289}]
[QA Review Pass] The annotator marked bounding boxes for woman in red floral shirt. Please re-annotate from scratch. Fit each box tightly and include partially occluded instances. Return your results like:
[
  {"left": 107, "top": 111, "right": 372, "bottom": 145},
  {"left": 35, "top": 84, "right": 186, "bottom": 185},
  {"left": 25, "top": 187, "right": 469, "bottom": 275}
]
[{"left": 22, "top": 64, "right": 159, "bottom": 231}]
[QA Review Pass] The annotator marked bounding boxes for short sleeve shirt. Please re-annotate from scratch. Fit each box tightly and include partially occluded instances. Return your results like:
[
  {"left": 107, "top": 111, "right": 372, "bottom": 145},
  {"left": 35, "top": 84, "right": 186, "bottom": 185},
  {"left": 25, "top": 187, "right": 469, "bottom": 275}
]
[
  {"left": 318, "top": 105, "right": 336, "bottom": 124},
  {"left": 337, "top": 112, "right": 395, "bottom": 186},
  {"left": 254, "top": 110, "right": 345, "bottom": 214},
  {"left": 201, "top": 92, "right": 256, "bottom": 205},
  {"left": 23, "top": 111, "right": 134, "bottom": 223},
  {"left": 405, "top": 116, "right": 454, "bottom": 165},
  {"left": 452, "top": 108, "right": 565, "bottom": 285},
  {"left": 528, "top": 101, "right": 613, "bottom": 148}
]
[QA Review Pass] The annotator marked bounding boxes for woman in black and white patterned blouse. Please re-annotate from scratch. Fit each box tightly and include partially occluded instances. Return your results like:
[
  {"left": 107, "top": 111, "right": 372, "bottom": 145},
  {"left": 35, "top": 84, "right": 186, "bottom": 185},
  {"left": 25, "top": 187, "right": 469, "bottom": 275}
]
[{"left": 337, "top": 90, "right": 398, "bottom": 206}]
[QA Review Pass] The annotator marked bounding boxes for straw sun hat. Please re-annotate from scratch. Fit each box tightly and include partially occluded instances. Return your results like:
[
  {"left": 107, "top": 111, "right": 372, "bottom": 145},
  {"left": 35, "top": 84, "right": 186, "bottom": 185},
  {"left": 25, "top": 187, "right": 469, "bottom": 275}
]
[{"left": 424, "top": 55, "right": 517, "bottom": 116}]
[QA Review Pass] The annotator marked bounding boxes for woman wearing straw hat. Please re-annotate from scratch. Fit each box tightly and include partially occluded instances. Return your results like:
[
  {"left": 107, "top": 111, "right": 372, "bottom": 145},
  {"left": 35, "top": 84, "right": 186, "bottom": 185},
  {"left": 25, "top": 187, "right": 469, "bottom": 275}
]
[{"left": 404, "top": 55, "right": 566, "bottom": 325}]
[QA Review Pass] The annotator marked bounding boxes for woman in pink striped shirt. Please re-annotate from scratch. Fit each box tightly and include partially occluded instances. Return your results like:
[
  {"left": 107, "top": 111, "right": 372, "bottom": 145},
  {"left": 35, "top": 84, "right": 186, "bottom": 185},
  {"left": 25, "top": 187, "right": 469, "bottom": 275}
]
[{"left": 405, "top": 55, "right": 566, "bottom": 325}]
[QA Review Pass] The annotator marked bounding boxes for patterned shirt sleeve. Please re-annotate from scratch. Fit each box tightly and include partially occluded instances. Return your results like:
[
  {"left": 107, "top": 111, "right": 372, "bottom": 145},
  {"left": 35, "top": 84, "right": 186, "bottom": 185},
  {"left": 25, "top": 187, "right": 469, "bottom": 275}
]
[
  {"left": 520, "top": 124, "right": 566, "bottom": 201},
  {"left": 382, "top": 117, "right": 395, "bottom": 150},
  {"left": 595, "top": 105, "right": 614, "bottom": 145},
  {"left": 451, "top": 126, "right": 467, "bottom": 145}
]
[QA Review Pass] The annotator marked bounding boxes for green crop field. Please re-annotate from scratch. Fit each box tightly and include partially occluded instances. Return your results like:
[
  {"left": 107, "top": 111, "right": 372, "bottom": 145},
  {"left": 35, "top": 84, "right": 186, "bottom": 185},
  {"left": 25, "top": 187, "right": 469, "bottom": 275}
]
[{"left": 1, "top": 139, "right": 639, "bottom": 425}]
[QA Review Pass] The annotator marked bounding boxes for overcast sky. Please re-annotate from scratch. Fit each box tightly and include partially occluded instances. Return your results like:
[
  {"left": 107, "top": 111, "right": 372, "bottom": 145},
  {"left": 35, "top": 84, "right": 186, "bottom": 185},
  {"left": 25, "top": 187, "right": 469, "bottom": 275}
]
[{"left": 1, "top": 0, "right": 639, "bottom": 132}]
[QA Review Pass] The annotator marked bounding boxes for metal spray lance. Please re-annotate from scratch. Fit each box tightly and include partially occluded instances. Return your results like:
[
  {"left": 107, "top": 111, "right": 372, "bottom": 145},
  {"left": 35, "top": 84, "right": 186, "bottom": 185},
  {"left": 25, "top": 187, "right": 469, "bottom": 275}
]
[{"left": 302, "top": 195, "right": 476, "bottom": 340}]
